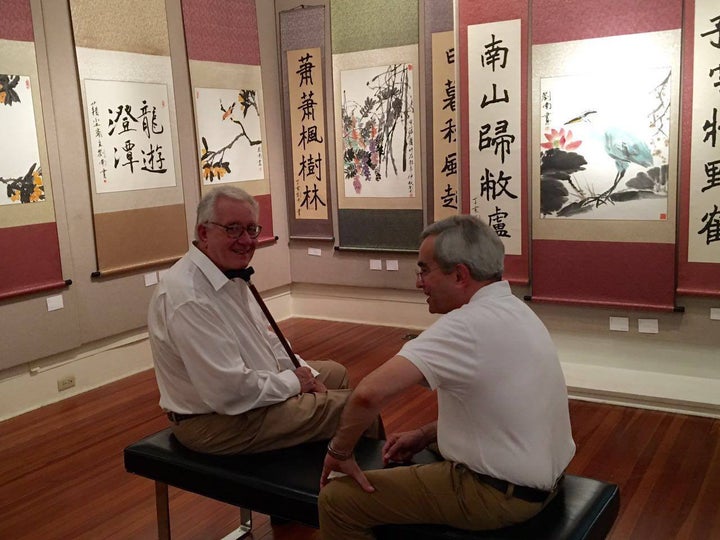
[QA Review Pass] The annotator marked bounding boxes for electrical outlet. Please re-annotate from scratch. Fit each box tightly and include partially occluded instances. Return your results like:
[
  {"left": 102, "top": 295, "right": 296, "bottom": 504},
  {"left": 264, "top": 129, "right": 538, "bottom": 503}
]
[{"left": 57, "top": 375, "right": 76, "bottom": 392}]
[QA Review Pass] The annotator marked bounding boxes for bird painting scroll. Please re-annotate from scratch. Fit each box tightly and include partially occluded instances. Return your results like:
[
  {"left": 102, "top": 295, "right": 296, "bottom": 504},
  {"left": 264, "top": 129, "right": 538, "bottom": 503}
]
[
  {"left": 194, "top": 87, "right": 264, "bottom": 185},
  {"left": 540, "top": 68, "right": 671, "bottom": 220},
  {"left": 0, "top": 74, "right": 44, "bottom": 205}
]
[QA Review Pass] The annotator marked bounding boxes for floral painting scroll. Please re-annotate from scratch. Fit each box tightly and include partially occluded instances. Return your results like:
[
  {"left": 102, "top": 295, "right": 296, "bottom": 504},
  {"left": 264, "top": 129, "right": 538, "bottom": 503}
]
[
  {"left": 340, "top": 63, "right": 416, "bottom": 199},
  {"left": 0, "top": 0, "right": 67, "bottom": 301}
]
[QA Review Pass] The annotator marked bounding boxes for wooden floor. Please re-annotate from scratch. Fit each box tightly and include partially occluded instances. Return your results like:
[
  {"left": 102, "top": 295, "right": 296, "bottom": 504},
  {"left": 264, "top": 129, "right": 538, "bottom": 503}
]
[{"left": 1, "top": 318, "right": 719, "bottom": 540}]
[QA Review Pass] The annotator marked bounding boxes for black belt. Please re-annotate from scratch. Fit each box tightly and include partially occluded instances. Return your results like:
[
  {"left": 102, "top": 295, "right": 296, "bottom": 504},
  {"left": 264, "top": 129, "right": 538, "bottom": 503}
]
[
  {"left": 166, "top": 411, "right": 205, "bottom": 423},
  {"left": 475, "top": 472, "right": 558, "bottom": 503}
]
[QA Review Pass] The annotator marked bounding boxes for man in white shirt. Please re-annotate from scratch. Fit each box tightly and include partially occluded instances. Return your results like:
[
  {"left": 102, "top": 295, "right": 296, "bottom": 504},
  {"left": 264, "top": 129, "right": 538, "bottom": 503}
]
[
  {"left": 148, "top": 186, "right": 379, "bottom": 454},
  {"left": 319, "top": 215, "right": 575, "bottom": 539}
]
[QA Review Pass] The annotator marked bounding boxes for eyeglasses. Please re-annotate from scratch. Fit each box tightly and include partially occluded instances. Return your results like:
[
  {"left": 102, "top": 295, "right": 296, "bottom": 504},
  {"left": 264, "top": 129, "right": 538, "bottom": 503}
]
[
  {"left": 415, "top": 266, "right": 443, "bottom": 281},
  {"left": 207, "top": 221, "right": 262, "bottom": 239}
]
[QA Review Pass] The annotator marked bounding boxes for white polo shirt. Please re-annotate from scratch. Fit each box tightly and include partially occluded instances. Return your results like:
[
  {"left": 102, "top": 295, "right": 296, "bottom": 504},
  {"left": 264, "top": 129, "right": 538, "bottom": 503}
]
[{"left": 399, "top": 280, "right": 576, "bottom": 490}]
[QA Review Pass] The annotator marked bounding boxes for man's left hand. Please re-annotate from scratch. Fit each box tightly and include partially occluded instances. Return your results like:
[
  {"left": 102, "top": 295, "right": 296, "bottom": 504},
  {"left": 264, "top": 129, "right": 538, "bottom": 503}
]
[{"left": 320, "top": 454, "right": 375, "bottom": 493}]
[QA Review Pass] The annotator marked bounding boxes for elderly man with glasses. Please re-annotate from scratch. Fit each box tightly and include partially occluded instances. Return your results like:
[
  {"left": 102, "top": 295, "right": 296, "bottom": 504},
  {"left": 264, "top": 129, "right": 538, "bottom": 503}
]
[
  {"left": 319, "top": 215, "right": 575, "bottom": 539},
  {"left": 148, "top": 186, "right": 381, "bottom": 456}
]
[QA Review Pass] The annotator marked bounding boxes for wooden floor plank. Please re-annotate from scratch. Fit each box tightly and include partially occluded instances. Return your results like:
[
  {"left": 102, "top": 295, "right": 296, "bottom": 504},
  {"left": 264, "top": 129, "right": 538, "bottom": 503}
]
[{"left": 1, "top": 318, "right": 718, "bottom": 539}]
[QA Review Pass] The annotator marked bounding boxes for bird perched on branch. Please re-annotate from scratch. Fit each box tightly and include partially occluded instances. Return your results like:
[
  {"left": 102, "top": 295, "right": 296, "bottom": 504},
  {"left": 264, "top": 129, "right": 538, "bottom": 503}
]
[{"left": 565, "top": 110, "right": 653, "bottom": 205}]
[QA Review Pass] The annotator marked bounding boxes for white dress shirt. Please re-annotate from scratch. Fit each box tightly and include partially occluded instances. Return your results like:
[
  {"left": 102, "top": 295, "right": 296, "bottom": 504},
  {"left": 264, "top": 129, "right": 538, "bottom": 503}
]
[{"left": 148, "top": 244, "right": 306, "bottom": 415}]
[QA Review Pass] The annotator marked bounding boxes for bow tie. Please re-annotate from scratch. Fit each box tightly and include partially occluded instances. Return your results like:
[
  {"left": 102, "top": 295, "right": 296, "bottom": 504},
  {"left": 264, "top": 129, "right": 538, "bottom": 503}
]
[{"left": 224, "top": 266, "right": 255, "bottom": 282}]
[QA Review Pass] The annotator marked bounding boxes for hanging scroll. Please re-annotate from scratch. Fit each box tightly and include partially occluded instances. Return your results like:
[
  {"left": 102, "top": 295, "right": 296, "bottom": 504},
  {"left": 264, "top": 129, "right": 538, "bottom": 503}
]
[
  {"left": 678, "top": 0, "right": 720, "bottom": 295},
  {"left": 332, "top": 0, "right": 423, "bottom": 251},
  {"left": 425, "top": 0, "right": 457, "bottom": 223},
  {"left": 70, "top": 0, "right": 187, "bottom": 277},
  {"left": 458, "top": 0, "right": 530, "bottom": 282},
  {"left": 182, "top": 0, "right": 274, "bottom": 244},
  {"left": 530, "top": 0, "right": 681, "bottom": 310},
  {"left": 0, "top": 0, "right": 67, "bottom": 300},
  {"left": 84, "top": 79, "right": 177, "bottom": 193},
  {"left": 431, "top": 31, "right": 458, "bottom": 221},
  {"left": 468, "top": 19, "right": 522, "bottom": 254},
  {"left": 280, "top": 6, "right": 333, "bottom": 240}
]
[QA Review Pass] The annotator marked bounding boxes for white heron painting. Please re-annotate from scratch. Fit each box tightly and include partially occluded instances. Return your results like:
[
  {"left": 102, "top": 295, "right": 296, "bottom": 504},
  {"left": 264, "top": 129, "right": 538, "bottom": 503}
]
[{"left": 539, "top": 68, "right": 671, "bottom": 220}]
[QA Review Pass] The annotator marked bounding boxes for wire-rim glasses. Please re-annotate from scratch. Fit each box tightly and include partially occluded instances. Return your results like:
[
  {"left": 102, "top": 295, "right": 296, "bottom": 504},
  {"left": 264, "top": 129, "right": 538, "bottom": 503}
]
[{"left": 207, "top": 221, "right": 262, "bottom": 239}]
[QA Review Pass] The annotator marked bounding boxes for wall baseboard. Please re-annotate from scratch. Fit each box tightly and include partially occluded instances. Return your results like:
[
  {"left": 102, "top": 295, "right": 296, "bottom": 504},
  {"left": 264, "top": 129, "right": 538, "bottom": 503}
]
[{"left": 2, "top": 284, "right": 718, "bottom": 421}]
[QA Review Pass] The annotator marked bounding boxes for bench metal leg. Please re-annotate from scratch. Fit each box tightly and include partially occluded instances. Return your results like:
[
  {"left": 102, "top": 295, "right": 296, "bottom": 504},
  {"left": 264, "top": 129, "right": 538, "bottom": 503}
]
[
  {"left": 218, "top": 508, "right": 252, "bottom": 540},
  {"left": 154, "top": 480, "right": 251, "bottom": 540},
  {"left": 155, "top": 481, "right": 171, "bottom": 540}
]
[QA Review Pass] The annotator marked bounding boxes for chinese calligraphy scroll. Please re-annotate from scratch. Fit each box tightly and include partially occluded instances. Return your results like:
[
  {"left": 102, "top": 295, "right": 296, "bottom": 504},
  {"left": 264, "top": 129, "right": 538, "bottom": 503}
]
[
  {"left": 431, "top": 31, "right": 459, "bottom": 221},
  {"left": 0, "top": 0, "right": 66, "bottom": 300},
  {"left": 458, "top": 0, "right": 530, "bottom": 282},
  {"left": 424, "top": 0, "right": 456, "bottom": 223},
  {"left": 279, "top": 5, "right": 333, "bottom": 240},
  {"left": 287, "top": 48, "right": 328, "bottom": 220},
  {"left": 468, "top": 19, "right": 523, "bottom": 255},
  {"left": 84, "top": 79, "right": 177, "bottom": 193},
  {"left": 71, "top": 0, "right": 188, "bottom": 276},
  {"left": 679, "top": 0, "right": 720, "bottom": 295}
]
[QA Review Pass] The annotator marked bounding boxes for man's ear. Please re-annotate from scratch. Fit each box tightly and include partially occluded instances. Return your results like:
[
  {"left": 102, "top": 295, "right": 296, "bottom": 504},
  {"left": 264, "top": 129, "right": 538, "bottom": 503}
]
[
  {"left": 454, "top": 263, "right": 472, "bottom": 285},
  {"left": 197, "top": 223, "right": 209, "bottom": 244}
]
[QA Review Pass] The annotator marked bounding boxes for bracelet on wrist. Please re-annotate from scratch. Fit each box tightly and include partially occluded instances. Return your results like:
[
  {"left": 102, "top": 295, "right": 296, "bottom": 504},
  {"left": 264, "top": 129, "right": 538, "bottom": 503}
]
[{"left": 327, "top": 441, "right": 353, "bottom": 461}]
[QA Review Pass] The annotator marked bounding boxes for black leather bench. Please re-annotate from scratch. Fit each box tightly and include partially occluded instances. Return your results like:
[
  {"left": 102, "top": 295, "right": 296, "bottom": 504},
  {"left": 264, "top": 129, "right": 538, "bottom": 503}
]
[{"left": 124, "top": 428, "right": 619, "bottom": 539}]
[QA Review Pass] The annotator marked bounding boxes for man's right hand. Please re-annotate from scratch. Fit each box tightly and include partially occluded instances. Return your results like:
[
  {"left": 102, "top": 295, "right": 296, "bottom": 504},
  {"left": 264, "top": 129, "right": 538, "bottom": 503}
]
[
  {"left": 293, "top": 366, "right": 327, "bottom": 394},
  {"left": 382, "top": 428, "right": 428, "bottom": 465}
]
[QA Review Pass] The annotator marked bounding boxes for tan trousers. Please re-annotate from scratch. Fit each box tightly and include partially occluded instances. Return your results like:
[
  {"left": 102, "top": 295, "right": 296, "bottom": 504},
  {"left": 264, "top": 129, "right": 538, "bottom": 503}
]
[
  {"left": 319, "top": 461, "right": 546, "bottom": 540},
  {"left": 171, "top": 360, "right": 364, "bottom": 455}
]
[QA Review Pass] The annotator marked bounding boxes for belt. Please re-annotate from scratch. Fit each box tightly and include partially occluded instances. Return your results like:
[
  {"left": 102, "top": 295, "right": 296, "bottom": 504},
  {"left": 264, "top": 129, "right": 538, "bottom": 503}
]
[
  {"left": 166, "top": 411, "right": 205, "bottom": 423},
  {"left": 475, "top": 472, "right": 558, "bottom": 503}
]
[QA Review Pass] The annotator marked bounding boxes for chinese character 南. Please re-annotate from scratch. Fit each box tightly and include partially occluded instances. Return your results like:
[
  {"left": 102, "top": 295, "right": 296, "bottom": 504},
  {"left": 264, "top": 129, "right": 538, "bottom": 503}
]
[{"left": 481, "top": 33, "right": 509, "bottom": 71}]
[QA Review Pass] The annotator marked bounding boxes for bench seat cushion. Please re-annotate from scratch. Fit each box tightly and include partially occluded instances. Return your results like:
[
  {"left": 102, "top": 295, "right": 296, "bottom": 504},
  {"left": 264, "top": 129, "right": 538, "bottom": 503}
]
[{"left": 124, "top": 428, "right": 619, "bottom": 538}]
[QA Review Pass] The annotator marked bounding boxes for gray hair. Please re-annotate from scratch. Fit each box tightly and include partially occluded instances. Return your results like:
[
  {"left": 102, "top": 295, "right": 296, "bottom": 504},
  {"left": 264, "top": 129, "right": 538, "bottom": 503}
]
[
  {"left": 195, "top": 186, "right": 259, "bottom": 241},
  {"left": 421, "top": 215, "right": 504, "bottom": 281}
]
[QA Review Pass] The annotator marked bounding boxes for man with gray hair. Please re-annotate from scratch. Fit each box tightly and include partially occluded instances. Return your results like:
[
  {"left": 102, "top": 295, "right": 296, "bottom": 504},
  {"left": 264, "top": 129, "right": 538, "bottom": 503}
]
[
  {"left": 319, "top": 215, "right": 575, "bottom": 539},
  {"left": 148, "top": 186, "right": 380, "bottom": 456}
]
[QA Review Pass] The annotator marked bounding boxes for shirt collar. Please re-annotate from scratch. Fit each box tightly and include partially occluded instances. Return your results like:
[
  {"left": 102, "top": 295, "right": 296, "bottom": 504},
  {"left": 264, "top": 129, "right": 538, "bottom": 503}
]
[
  {"left": 469, "top": 280, "right": 511, "bottom": 303},
  {"left": 188, "top": 243, "right": 233, "bottom": 292}
]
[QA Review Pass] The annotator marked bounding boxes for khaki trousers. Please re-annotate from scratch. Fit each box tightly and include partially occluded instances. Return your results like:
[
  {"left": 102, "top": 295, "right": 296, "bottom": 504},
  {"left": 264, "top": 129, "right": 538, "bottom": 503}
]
[
  {"left": 171, "top": 360, "right": 367, "bottom": 455},
  {"left": 171, "top": 360, "right": 385, "bottom": 456},
  {"left": 319, "top": 461, "right": 546, "bottom": 540}
]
